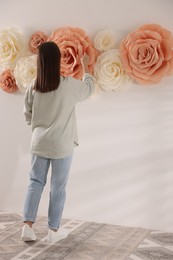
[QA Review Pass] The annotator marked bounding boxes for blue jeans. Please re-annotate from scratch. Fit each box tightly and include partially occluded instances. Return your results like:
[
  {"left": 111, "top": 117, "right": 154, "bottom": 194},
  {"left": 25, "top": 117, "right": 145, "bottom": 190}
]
[{"left": 23, "top": 153, "right": 73, "bottom": 230}]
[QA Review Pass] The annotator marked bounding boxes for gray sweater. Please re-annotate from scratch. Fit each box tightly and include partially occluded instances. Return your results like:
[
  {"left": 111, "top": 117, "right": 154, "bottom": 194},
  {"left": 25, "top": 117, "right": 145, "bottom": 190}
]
[{"left": 24, "top": 73, "right": 95, "bottom": 159}]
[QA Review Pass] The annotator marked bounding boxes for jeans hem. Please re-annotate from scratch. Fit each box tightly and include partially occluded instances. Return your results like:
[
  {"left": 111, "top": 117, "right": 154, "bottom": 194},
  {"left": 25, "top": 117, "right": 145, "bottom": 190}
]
[
  {"left": 23, "top": 217, "right": 35, "bottom": 223},
  {"left": 48, "top": 224, "right": 60, "bottom": 230}
]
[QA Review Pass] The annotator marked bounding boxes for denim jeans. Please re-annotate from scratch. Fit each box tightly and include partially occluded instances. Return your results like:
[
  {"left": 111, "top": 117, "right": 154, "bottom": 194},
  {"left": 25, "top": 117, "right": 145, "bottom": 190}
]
[{"left": 23, "top": 153, "right": 73, "bottom": 230}]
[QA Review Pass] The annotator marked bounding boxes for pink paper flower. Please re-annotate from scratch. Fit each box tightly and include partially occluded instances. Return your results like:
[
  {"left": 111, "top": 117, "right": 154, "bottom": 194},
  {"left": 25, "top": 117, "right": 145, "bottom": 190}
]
[
  {"left": 29, "top": 31, "right": 48, "bottom": 54},
  {"left": 120, "top": 24, "right": 173, "bottom": 84},
  {"left": 48, "top": 26, "right": 99, "bottom": 79},
  {"left": 0, "top": 69, "right": 18, "bottom": 93}
]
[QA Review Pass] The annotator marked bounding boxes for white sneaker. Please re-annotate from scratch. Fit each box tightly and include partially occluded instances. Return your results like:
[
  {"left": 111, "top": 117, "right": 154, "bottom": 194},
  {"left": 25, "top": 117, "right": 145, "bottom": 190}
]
[
  {"left": 21, "top": 224, "right": 37, "bottom": 242},
  {"left": 47, "top": 227, "right": 68, "bottom": 243}
]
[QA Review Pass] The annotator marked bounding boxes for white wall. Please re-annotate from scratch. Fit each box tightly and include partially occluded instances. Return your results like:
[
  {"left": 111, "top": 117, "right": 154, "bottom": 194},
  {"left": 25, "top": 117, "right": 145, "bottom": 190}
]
[{"left": 0, "top": 0, "right": 173, "bottom": 232}]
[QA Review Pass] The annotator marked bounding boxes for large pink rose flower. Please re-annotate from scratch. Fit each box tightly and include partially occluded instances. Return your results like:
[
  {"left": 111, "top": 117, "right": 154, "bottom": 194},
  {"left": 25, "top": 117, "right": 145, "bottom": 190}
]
[
  {"left": 0, "top": 69, "right": 18, "bottom": 93},
  {"left": 29, "top": 31, "right": 48, "bottom": 54},
  {"left": 120, "top": 24, "right": 173, "bottom": 84},
  {"left": 48, "top": 26, "right": 99, "bottom": 79}
]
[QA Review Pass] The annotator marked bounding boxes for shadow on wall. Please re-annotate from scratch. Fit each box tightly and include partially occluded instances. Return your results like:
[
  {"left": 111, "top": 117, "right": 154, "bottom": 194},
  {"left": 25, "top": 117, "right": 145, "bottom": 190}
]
[
  {"left": 0, "top": 93, "right": 31, "bottom": 210},
  {"left": 66, "top": 145, "right": 173, "bottom": 231}
]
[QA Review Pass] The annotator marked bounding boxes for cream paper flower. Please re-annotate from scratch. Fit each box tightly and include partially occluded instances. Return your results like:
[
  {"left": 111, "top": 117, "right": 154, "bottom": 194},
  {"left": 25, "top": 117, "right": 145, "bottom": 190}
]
[
  {"left": 14, "top": 55, "right": 37, "bottom": 93},
  {"left": 94, "top": 29, "right": 116, "bottom": 52},
  {"left": 0, "top": 27, "right": 25, "bottom": 69},
  {"left": 94, "top": 49, "right": 131, "bottom": 92}
]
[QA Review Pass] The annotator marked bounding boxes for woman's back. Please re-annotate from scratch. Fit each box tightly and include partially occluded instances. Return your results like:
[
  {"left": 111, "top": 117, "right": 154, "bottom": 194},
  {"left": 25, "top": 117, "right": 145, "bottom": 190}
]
[{"left": 25, "top": 74, "right": 94, "bottom": 159}]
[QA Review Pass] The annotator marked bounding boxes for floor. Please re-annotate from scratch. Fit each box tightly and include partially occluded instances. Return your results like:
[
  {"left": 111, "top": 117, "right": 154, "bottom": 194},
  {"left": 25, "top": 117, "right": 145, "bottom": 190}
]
[{"left": 0, "top": 213, "right": 173, "bottom": 260}]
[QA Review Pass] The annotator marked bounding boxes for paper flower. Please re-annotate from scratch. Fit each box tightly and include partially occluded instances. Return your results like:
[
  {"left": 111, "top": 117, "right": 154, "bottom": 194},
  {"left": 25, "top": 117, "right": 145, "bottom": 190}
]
[
  {"left": 94, "top": 29, "right": 116, "bottom": 51},
  {"left": 48, "top": 26, "right": 98, "bottom": 79},
  {"left": 14, "top": 55, "right": 37, "bottom": 93},
  {"left": 120, "top": 24, "right": 173, "bottom": 84},
  {"left": 29, "top": 31, "right": 48, "bottom": 54},
  {"left": 94, "top": 49, "right": 131, "bottom": 92},
  {"left": 0, "top": 27, "right": 25, "bottom": 70},
  {"left": 0, "top": 69, "right": 18, "bottom": 93}
]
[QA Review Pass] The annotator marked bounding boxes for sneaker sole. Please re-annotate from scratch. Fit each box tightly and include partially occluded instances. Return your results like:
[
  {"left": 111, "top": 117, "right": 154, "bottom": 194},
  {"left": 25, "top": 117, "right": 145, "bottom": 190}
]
[
  {"left": 21, "top": 236, "right": 36, "bottom": 242},
  {"left": 47, "top": 234, "right": 68, "bottom": 243}
]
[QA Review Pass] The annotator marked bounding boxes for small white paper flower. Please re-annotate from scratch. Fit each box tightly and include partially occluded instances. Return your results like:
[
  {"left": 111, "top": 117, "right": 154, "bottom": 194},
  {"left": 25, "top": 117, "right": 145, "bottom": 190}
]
[
  {"left": 14, "top": 55, "right": 37, "bottom": 93},
  {"left": 94, "top": 29, "right": 116, "bottom": 52},
  {"left": 94, "top": 49, "right": 131, "bottom": 92},
  {"left": 0, "top": 27, "right": 25, "bottom": 69}
]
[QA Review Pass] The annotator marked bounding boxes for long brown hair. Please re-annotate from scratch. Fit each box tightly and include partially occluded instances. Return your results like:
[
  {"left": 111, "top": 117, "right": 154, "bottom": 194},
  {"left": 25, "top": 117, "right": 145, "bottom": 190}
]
[{"left": 34, "top": 42, "right": 61, "bottom": 93}]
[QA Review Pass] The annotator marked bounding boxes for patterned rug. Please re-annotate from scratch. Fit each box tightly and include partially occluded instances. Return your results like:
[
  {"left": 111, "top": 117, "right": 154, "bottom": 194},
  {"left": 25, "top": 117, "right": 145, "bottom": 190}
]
[{"left": 0, "top": 213, "right": 173, "bottom": 260}]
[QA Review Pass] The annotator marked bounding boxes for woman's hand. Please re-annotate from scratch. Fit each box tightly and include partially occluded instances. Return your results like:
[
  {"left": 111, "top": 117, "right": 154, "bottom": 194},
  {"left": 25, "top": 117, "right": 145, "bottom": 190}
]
[{"left": 80, "top": 54, "right": 90, "bottom": 74}]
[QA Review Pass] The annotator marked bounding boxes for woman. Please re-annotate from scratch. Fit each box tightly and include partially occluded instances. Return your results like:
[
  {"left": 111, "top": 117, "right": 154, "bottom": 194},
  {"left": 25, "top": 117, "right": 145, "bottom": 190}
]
[{"left": 21, "top": 42, "right": 95, "bottom": 243}]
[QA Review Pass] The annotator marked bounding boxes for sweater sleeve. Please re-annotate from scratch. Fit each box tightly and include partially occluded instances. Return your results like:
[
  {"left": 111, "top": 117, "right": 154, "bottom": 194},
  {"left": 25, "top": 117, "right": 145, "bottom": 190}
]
[
  {"left": 70, "top": 73, "right": 95, "bottom": 102},
  {"left": 23, "top": 85, "right": 34, "bottom": 125}
]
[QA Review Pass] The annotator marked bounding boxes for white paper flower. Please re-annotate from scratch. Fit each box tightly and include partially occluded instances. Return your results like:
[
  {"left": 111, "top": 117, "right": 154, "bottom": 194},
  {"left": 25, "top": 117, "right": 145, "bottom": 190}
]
[
  {"left": 14, "top": 55, "right": 37, "bottom": 93},
  {"left": 94, "top": 49, "right": 131, "bottom": 92},
  {"left": 0, "top": 27, "right": 25, "bottom": 69},
  {"left": 94, "top": 29, "right": 116, "bottom": 52}
]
